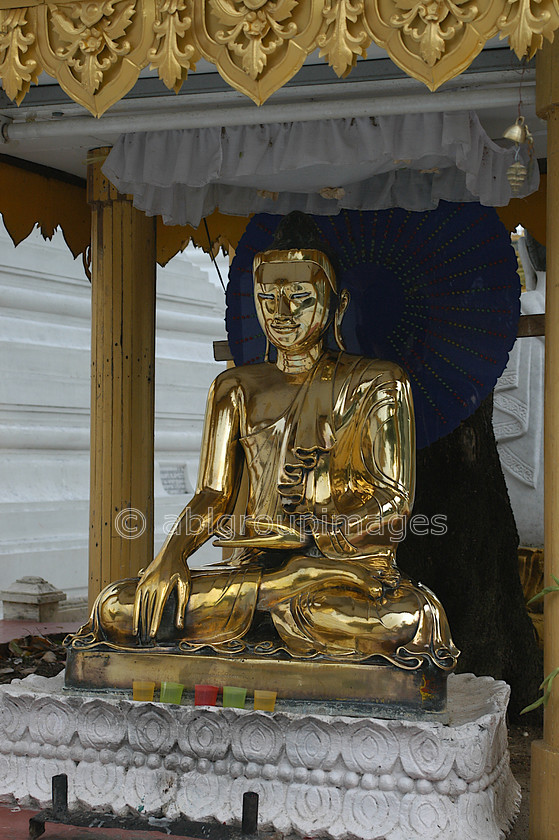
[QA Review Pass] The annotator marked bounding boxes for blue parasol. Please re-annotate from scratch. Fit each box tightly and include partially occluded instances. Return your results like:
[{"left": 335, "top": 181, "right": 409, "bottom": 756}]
[{"left": 226, "top": 204, "right": 520, "bottom": 449}]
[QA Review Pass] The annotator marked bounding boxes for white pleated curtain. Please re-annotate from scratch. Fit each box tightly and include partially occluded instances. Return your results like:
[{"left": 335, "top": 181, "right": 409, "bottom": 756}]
[{"left": 103, "top": 111, "right": 539, "bottom": 227}]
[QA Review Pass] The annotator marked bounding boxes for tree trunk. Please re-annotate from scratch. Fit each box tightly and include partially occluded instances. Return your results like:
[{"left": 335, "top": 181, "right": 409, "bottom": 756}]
[{"left": 399, "top": 394, "right": 542, "bottom": 721}]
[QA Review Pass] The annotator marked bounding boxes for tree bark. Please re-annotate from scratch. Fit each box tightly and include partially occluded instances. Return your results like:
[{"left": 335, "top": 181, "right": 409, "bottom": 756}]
[{"left": 399, "top": 394, "right": 542, "bottom": 721}]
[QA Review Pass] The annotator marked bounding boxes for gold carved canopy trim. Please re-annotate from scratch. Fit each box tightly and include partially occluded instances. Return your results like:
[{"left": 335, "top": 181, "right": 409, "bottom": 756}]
[
  {"left": 0, "top": 154, "right": 250, "bottom": 262},
  {"left": 0, "top": 0, "right": 557, "bottom": 116}
]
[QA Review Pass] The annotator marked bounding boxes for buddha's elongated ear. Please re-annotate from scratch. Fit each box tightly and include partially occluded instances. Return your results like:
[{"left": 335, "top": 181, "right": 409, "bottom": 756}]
[{"left": 334, "top": 289, "right": 350, "bottom": 351}]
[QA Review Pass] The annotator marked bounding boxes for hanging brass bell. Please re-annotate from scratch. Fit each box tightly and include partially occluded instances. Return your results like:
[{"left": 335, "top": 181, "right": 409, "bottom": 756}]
[{"left": 503, "top": 116, "right": 527, "bottom": 145}]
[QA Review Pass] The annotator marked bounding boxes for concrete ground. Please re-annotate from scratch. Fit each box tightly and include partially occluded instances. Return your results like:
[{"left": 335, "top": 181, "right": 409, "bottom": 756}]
[
  {"left": 508, "top": 723, "right": 540, "bottom": 840},
  {"left": 0, "top": 805, "right": 179, "bottom": 839},
  {"left": 0, "top": 619, "right": 80, "bottom": 644}
]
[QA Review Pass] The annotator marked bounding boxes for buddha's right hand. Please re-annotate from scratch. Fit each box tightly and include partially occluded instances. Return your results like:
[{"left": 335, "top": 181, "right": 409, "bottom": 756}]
[{"left": 132, "top": 547, "right": 191, "bottom": 639}]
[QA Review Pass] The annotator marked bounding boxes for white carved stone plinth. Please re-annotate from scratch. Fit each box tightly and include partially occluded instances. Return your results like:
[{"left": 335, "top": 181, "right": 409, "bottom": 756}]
[
  {"left": 0, "top": 672, "right": 519, "bottom": 840},
  {"left": 0, "top": 576, "right": 66, "bottom": 621}
]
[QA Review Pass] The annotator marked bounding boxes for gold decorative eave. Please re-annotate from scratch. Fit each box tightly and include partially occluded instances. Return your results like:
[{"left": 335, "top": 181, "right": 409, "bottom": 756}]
[
  {"left": 0, "top": 153, "right": 250, "bottom": 263},
  {"left": 0, "top": 0, "right": 557, "bottom": 117}
]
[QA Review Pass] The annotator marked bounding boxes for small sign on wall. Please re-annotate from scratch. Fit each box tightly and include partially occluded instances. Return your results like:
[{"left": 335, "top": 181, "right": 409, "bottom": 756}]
[{"left": 158, "top": 463, "right": 190, "bottom": 495}]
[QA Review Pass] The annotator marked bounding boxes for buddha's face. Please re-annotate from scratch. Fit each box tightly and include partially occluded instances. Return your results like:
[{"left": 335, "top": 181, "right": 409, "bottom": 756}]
[{"left": 254, "top": 261, "right": 331, "bottom": 352}]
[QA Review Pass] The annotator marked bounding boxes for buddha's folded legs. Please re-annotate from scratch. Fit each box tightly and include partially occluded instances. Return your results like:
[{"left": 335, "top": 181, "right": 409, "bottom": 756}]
[
  {"left": 267, "top": 582, "right": 425, "bottom": 659},
  {"left": 256, "top": 553, "right": 421, "bottom": 659},
  {"left": 87, "top": 579, "right": 142, "bottom": 647},
  {"left": 77, "top": 553, "right": 457, "bottom": 669},
  {"left": 78, "top": 566, "right": 262, "bottom": 647}
]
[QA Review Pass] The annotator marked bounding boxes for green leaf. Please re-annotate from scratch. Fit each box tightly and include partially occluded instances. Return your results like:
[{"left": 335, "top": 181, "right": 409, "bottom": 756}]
[
  {"left": 540, "top": 667, "right": 559, "bottom": 687},
  {"left": 526, "top": 575, "right": 559, "bottom": 605},
  {"left": 527, "top": 583, "right": 559, "bottom": 604},
  {"left": 521, "top": 695, "right": 546, "bottom": 714},
  {"left": 521, "top": 667, "right": 559, "bottom": 714}
]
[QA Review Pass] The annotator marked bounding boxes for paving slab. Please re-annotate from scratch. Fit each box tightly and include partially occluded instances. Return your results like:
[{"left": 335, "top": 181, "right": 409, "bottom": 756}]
[
  {"left": 0, "top": 804, "right": 185, "bottom": 839},
  {"left": 0, "top": 620, "right": 80, "bottom": 645}
]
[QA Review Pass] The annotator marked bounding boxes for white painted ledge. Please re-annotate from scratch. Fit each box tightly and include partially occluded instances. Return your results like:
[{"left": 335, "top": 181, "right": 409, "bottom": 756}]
[{"left": 0, "top": 672, "right": 520, "bottom": 840}]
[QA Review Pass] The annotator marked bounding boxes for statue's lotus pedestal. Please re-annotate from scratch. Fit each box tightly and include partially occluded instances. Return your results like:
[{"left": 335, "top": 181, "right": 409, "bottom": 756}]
[
  {"left": 65, "top": 647, "right": 449, "bottom": 718},
  {"left": 0, "top": 672, "right": 519, "bottom": 840}
]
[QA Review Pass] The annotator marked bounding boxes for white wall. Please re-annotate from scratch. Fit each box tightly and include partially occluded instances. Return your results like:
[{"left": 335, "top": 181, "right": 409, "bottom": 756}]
[
  {"left": 0, "top": 220, "right": 226, "bottom": 610},
  {"left": 493, "top": 236, "right": 545, "bottom": 548},
  {"left": 153, "top": 247, "right": 227, "bottom": 566}
]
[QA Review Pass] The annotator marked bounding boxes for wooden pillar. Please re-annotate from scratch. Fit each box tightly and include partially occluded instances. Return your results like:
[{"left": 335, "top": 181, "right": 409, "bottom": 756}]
[
  {"left": 87, "top": 148, "right": 156, "bottom": 608},
  {"left": 531, "top": 43, "right": 559, "bottom": 840}
]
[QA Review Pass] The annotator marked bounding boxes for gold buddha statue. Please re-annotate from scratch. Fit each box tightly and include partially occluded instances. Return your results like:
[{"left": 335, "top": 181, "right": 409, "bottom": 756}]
[{"left": 72, "top": 212, "right": 458, "bottom": 673}]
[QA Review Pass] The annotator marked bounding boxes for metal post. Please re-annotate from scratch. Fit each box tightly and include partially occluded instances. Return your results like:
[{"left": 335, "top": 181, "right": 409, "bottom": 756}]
[
  {"left": 241, "top": 791, "right": 259, "bottom": 835},
  {"left": 52, "top": 774, "right": 68, "bottom": 819}
]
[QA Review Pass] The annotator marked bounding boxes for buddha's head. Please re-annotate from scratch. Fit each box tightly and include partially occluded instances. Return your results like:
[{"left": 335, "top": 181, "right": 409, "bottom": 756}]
[{"left": 253, "top": 212, "right": 348, "bottom": 354}]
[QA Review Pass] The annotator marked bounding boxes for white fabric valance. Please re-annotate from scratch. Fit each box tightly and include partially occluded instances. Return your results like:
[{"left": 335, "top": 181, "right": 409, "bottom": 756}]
[{"left": 103, "top": 112, "right": 539, "bottom": 227}]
